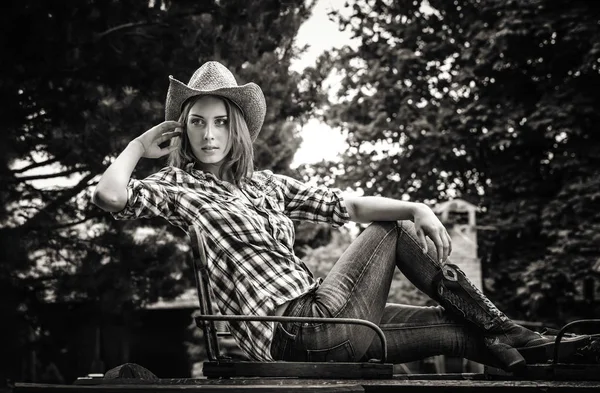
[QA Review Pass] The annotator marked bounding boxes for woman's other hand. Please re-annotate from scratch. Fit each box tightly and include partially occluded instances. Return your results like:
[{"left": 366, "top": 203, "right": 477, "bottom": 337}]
[
  {"left": 133, "top": 121, "right": 182, "bottom": 159},
  {"left": 412, "top": 203, "right": 452, "bottom": 264}
]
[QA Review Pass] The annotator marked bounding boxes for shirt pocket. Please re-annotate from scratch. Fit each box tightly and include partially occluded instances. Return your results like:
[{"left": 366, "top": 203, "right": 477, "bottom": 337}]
[
  {"left": 260, "top": 184, "right": 285, "bottom": 212},
  {"left": 264, "top": 194, "right": 284, "bottom": 213}
]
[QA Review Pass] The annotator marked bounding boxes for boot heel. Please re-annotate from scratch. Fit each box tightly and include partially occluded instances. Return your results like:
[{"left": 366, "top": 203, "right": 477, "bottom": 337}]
[{"left": 488, "top": 343, "right": 526, "bottom": 371}]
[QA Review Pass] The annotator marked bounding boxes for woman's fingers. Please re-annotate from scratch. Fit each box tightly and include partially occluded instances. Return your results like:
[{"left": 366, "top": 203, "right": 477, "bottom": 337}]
[
  {"left": 155, "top": 129, "right": 182, "bottom": 144},
  {"left": 156, "top": 143, "right": 180, "bottom": 157},
  {"left": 416, "top": 226, "right": 428, "bottom": 254},
  {"left": 157, "top": 121, "right": 182, "bottom": 131},
  {"left": 432, "top": 232, "right": 444, "bottom": 264},
  {"left": 149, "top": 121, "right": 181, "bottom": 140},
  {"left": 132, "top": 122, "right": 183, "bottom": 159},
  {"left": 154, "top": 122, "right": 182, "bottom": 138},
  {"left": 152, "top": 133, "right": 182, "bottom": 157},
  {"left": 422, "top": 225, "right": 451, "bottom": 264},
  {"left": 440, "top": 228, "right": 450, "bottom": 263},
  {"left": 137, "top": 122, "right": 181, "bottom": 148}
]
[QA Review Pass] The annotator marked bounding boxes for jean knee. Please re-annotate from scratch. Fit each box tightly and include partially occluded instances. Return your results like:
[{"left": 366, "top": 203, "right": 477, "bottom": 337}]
[
  {"left": 366, "top": 221, "right": 399, "bottom": 233},
  {"left": 396, "top": 219, "right": 415, "bottom": 232}
]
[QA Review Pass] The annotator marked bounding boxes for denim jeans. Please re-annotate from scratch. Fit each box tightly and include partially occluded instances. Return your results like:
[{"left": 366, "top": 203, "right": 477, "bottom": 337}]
[{"left": 270, "top": 220, "right": 495, "bottom": 365}]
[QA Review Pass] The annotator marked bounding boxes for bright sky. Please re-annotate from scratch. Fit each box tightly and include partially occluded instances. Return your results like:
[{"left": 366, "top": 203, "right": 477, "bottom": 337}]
[{"left": 289, "top": 0, "right": 356, "bottom": 168}]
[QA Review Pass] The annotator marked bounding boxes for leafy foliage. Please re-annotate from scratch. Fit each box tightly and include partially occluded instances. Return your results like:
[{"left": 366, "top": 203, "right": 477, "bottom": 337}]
[{"left": 311, "top": 0, "right": 600, "bottom": 324}]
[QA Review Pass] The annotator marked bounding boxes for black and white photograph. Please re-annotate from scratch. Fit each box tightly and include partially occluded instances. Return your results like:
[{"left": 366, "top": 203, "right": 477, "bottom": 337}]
[{"left": 1, "top": 0, "right": 599, "bottom": 391}]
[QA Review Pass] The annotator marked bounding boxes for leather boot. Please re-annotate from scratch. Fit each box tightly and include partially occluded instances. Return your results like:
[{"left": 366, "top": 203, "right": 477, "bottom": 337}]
[{"left": 431, "top": 264, "right": 588, "bottom": 371}]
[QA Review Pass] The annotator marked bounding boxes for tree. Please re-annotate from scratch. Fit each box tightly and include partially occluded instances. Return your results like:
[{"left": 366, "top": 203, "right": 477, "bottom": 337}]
[
  {"left": 1, "top": 0, "right": 321, "bottom": 380},
  {"left": 311, "top": 0, "right": 600, "bottom": 324}
]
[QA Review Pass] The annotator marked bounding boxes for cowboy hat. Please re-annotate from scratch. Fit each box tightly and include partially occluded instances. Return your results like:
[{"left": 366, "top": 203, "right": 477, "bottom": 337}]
[{"left": 165, "top": 61, "right": 266, "bottom": 141}]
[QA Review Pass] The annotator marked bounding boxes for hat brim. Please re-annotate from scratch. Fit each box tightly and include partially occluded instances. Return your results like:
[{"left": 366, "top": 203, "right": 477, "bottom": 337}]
[{"left": 165, "top": 76, "right": 266, "bottom": 142}]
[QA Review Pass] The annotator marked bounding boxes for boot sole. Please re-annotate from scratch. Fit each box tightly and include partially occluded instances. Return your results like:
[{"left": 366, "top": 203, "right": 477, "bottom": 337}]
[
  {"left": 517, "top": 335, "right": 592, "bottom": 364},
  {"left": 486, "top": 343, "right": 526, "bottom": 372}
]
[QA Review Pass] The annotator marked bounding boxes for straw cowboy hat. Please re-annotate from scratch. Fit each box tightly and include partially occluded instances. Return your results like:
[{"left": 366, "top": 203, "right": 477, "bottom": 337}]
[{"left": 165, "top": 61, "right": 266, "bottom": 141}]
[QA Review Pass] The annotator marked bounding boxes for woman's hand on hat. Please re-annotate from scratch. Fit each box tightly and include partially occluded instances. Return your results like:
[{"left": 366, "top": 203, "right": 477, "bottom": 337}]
[{"left": 132, "top": 121, "right": 182, "bottom": 159}]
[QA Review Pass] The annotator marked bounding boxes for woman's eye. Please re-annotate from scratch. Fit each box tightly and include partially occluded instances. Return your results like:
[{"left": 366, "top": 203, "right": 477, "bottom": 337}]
[
  {"left": 216, "top": 118, "right": 228, "bottom": 126},
  {"left": 190, "top": 119, "right": 204, "bottom": 126}
]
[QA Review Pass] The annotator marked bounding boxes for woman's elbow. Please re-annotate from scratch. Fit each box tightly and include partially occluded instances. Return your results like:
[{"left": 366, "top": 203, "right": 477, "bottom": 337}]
[
  {"left": 92, "top": 188, "right": 127, "bottom": 212},
  {"left": 344, "top": 195, "right": 366, "bottom": 223}
]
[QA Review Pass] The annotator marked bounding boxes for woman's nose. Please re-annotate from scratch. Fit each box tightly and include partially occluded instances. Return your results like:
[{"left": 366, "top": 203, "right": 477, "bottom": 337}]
[{"left": 203, "top": 124, "right": 215, "bottom": 140}]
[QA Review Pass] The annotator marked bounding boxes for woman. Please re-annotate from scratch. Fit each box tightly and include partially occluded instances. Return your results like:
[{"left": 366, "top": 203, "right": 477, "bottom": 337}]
[{"left": 93, "top": 61, "right": 588, "bottom": 371}]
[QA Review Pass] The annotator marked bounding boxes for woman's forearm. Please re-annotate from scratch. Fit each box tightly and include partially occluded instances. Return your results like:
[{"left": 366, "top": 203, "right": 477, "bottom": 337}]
[
  {"left": 92, "top": 121, "right": 182, "bottom": 212},
  {"left": 344, "top": 195, "right": 424, "bottom": 223},
  {"left": 345, "top": 195, "right": 451, "bottom": 262},
  {"left": 92, "top": 140, "right": 145, "bottom": 212}
]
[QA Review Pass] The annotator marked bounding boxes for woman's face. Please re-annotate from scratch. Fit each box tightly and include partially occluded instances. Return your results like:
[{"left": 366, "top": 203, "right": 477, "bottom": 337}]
[{"left": 186, "top": 96, "right": 231, "bottom": 171}]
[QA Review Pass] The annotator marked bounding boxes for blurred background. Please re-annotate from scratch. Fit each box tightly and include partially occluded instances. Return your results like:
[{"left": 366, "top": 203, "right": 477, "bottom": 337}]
[{"left": 1, "top": 0, "right": 599, "bottom": 384}]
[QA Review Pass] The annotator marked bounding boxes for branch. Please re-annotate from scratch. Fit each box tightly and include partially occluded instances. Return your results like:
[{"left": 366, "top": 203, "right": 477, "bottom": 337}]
[
  {"left": 12, "top": 155, "right": 64, "bottom": 174},
  {"left": 476, "top": 225, "right": 498, "bottom": 231},
  {"left": 93, "top": 6, "right": 219, "bottom": 42},
  {"left": 94, "top": 21, "right": 169, "bottom": 41},
  {"left": 9, "top": 167, "right": 89, "bottom": 183},
  {"left": 19, "top": 172, "right": 96, "bottom": 231},
  {"left": 21, "top": 181, "right": 49, "bottom": 195}
]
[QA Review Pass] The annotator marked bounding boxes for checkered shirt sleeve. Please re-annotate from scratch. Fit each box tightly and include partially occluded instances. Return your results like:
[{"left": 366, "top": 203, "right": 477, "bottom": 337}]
[
  {"left": 110, "top": 167, "right": 185, "bottom": 228},
  {"left": 265, "top": 172, "right": 350, "bottom": 227}
]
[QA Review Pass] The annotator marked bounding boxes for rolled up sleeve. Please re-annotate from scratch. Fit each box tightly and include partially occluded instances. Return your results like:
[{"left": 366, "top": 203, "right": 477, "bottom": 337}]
[
  {"left": 268, "top": 172, "right": 350, "bottom": 228},
  {"left": 111, "top": 167, "right": 181, "bottom": 225}
]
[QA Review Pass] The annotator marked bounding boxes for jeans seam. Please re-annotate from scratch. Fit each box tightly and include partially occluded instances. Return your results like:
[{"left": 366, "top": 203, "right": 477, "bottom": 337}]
[{"left": 333, "top": 223, "right": 399, "bottom": 318}]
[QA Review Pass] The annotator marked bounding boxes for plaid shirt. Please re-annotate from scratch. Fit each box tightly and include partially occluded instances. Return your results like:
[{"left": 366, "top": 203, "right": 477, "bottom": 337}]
[{"left": 112, "top": 163, "right": 350, "bottom": 360}]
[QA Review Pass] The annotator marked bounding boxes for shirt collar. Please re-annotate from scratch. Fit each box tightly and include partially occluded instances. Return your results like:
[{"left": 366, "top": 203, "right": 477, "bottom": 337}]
[
  {"left": 184, "top": 162, "right": 220, "bottom": 182},
  {"left": 184, "top": 162, "right": 259, "bottom": 192}
]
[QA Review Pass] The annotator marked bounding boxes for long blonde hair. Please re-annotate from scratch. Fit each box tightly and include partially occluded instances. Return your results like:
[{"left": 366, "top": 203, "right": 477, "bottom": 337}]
[{"left": 167, "top": 95, "right": 254, "bottom": 186}]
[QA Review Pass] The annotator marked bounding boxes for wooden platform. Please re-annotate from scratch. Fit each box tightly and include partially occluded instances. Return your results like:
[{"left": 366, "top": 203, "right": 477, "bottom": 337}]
[{"left": 13, "top": 374, "right": 600, "bottom": 393}]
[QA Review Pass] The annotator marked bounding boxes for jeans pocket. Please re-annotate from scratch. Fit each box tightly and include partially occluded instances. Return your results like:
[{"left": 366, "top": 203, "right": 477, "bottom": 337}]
[
  {"left": 306, "top": 340, "right": 355, "bottom": 362},
  {"left": 271, "top": 322, "right": 297, "bottom": 360},
  {"left": 277, "top": 321, "right": 297, "bottom": 340}
]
